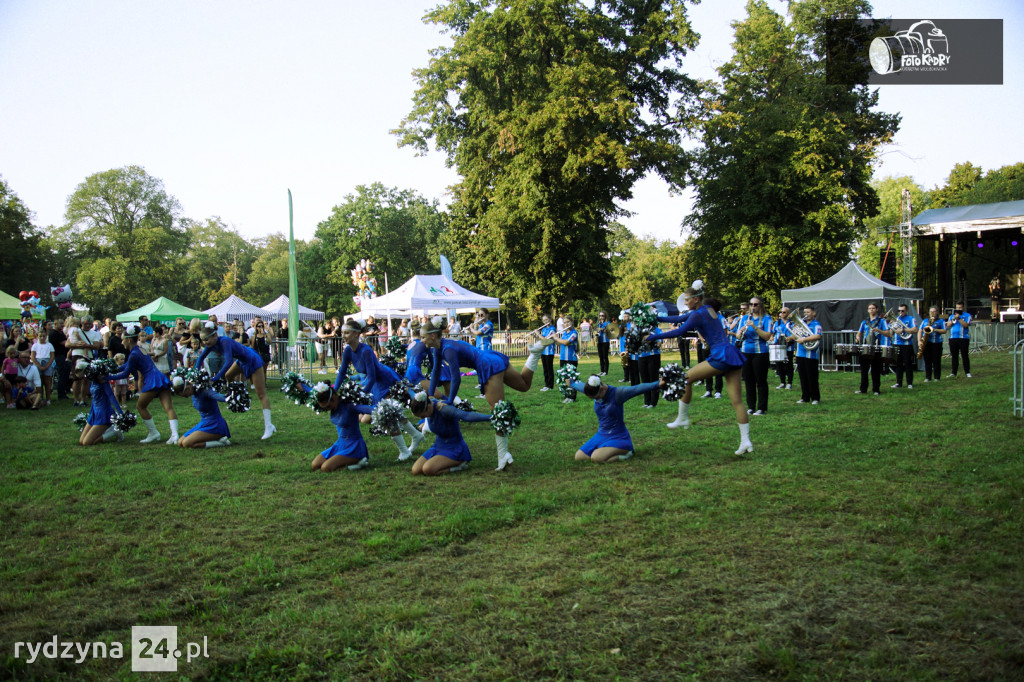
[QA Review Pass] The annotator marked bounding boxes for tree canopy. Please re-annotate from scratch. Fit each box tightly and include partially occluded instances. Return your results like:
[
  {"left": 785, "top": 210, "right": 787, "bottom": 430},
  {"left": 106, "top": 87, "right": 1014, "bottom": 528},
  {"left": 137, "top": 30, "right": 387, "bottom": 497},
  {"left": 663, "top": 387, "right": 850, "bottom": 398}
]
[
  {"left": 395, "top": 0, "right": 700, "bottom": 318},
  {"left": 0, "top": 176, "right": 47, "bottom": 296},
  {"left": 686, "top": 0, "right": 899, "bottom": 307}
]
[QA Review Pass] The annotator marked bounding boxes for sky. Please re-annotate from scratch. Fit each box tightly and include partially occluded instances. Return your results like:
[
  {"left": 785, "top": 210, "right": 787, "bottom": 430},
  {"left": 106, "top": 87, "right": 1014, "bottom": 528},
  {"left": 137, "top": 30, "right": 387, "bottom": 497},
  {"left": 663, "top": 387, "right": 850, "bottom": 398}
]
[{"left": 1, "top": 0, "right": 1021, "bottom": 247}]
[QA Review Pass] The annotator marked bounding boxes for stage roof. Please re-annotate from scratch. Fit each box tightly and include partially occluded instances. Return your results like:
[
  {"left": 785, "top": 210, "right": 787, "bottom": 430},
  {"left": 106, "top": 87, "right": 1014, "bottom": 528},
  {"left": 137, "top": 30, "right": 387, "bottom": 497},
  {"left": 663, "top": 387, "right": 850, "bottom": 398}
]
[{"left": 913, "top": 199, "right": 1024, "bottom": 236}]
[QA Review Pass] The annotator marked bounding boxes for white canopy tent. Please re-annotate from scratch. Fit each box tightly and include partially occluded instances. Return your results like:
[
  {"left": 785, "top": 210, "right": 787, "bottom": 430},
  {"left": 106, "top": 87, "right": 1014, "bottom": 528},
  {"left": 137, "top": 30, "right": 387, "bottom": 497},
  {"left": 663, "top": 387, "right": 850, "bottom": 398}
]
[
  {"left": 203, "top": 294, "right": 272, "bottom": 324},
  {"left": 260, "top": 294, "right": 325, "bottom": 322},
  {"left": 358, "top": 274, "right": 502, "bottom": 325}
]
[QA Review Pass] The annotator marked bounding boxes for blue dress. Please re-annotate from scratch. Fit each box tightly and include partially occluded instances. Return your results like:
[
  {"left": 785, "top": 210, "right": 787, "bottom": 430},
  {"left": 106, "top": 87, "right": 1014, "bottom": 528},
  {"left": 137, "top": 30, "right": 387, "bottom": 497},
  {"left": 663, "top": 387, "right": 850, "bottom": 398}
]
[
  {"left": 321, "top": 401, "right": 374, "bottom": 461},
  {"left": 421, "top": 400, "right": 493, "bottom": 462},
  {"left": 650, "top": 307, "right": 746, "bottom": 372},
  {"left": 87, "top": 380, "right": 121, "bottom": 426},
  {"left": 183, "top": 389, "right": 231, "bottom": 438},
  {"left": 428, "top": 339, "right": 509, "bottom": 404},
  {"left": 195, "top": 337, "right": 263, "bottom": 382},
  {"left": 333, "top": 342, "right": 400, "bottom": 403},
  {"left": 104, "top": 345, "right": 171, "bottom": 394},
  {"left": 406, "top": 340, "right": 450, "bottom": 385},
  {"left": 572, "top": 381, "right": 659, "bottom": 456}
]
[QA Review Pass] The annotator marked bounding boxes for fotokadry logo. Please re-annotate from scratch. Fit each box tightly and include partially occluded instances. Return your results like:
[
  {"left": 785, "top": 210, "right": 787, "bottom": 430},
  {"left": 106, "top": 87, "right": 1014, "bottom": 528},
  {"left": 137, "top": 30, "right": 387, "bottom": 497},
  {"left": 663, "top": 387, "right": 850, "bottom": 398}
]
[{"left": 869, "top": 20, "right": 949, "bottom": 75}]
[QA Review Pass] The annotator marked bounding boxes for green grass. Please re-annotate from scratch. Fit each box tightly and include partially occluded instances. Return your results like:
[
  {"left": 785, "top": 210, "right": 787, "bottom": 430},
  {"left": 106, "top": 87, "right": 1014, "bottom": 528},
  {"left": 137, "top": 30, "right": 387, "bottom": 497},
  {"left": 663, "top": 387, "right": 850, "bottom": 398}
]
[{"left": 2, "top": 352, "right": 1023, "bottom": 680}]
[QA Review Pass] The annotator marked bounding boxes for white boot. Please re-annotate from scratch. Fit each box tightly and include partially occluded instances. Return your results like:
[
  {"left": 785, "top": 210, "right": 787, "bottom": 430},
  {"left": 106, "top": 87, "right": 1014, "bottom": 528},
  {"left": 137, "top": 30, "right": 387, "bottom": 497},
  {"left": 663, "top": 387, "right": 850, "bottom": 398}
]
[
  {"left": 524, "top": 349, "right": 541, "bottom": 372},
  {"left": 403, "top": 420, "right": 424, "bottom": 452},
  {"left": 218, "top": 436, "right": 231, "bottom": 446},
  {"left": 348, "top": 458, "right": 370, "bottom": 471},
  {"left": 450, "top": 461, "right": 469, "bottom": 472},
  {"left": 140, "top": 418, "right": 161, "bottom": 444},
  {"left": 204, "top": 439, "right": 226, "bottom": 448},
  {"left": 393, "top": 435, "right": 412, "bottom": 461},
  {"left": 261, "top": 409, "right": 276, "bottom": 440},
  {"left": 165, "top": 419, "right": 179, "bottom": 445},
  {"left": 667, "top": 401, "right": 690, "bottom": 429},
  {"left": 735, "top": 422, "right": 754, "bottom": 455},
  {"left": 618, "top": 450, "right": 634, "bottom": 461},
  {"left": 495, "top": 433, "right": 513, "bottom": 471}
]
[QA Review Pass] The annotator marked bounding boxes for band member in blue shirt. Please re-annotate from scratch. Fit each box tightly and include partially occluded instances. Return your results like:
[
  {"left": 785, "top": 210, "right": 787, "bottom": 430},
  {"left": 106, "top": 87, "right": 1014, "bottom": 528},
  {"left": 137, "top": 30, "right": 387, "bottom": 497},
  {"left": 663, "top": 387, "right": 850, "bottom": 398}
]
[
  {"left": 891, "top": 304, "right": 919, "bottom": 389},
  {"left": 738, "top": 297, "right": 773, "bottom": 415},
  {"left": 539, "top": 315, "right": 557, "bottom": 392},
  {"left": 771, "top": 307, "right": 795, "bottom": 390},
  {"left": 946, "top": 302, "right": 972, "bottom": 378},
  {"left": 854, "top": 302, "right": 892, "bottom": 395},
  {"left": 472, "top": 308, "right": 494, "bottom": 351},
  {"left": 554, "top": 315, "right": 580, "bottom": 403},
  {"left": 595, "top": 311, "right": 611, "bottom": 376},
  {"left": 918, "top": 306, "right": 946, "bottom": 382},
  {"left": 645, "top": 282, "right": 753, "bottom": 455},
  {"left": 791, "top": 306, "right": 823, "bottom": 404}
]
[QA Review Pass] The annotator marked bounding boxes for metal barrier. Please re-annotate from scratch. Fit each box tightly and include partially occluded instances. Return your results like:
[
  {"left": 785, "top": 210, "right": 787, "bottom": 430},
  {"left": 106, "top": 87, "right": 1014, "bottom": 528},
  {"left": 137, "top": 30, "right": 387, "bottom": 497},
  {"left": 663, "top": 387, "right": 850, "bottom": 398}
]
[{"left": 1012, "top": 325, "right": 1024, "bottom": 418}]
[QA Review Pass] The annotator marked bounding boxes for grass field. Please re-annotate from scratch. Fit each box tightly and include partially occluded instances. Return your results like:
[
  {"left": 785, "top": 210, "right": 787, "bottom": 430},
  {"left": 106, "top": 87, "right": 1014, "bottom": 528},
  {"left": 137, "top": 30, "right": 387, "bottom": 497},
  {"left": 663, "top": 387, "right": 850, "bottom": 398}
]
[{"left": 2, "top": 351, "right": 1023, "bottom": 680}]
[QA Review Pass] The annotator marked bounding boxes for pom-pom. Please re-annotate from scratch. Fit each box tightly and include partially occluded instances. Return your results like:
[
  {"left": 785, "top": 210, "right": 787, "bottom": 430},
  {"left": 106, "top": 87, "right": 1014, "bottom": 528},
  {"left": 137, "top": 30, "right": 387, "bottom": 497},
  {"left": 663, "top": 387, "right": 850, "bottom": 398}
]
[
  {"left": 111, "top": 410, "right": 137, "bottom": 432},
  {"left": 172, "top": 366, "right": 213, "bottom": 391},
  {"left": 414, "top": 390, "right": 428, "bottom": 403},
  {"left": 224, "top": 382, "right": 251, "bottom": 413},
  {"left": 73, "top": 412, "right": 88, "bottom": 432},
  {"left": 82, "top": 358, "right": 118, "bottom": 382},
  {"left": 280, "top": 371, "right": 308, "bottom": 401},
  {"left": 452, "top": 396, "right": 475, "bottom": 413},
  {"left": 385, "top": 379, "right": 414, "bottom": 407},
  {"left": 625, "top": 302, "right": 660, "bottom": 355},
  {"left": 659, "top": 363, "right": 688, "bottom": 402},
  {"left": 489, "top": 399, "right": 521, "bottom": 436},
  {"left": 384, "top": 336, "right": 404, "bottom": 358},
  {"left": 691, "top": 279, "right": 704, "bottom": 294},
  {"left": 556, "top": 364, "right": 580, "bottom": 399},
  {"left": 335, "top": 379, "right": 372, "bottom": 406},
  {"left": 369, "top": 398, "right": 406, "bottom": 437}
]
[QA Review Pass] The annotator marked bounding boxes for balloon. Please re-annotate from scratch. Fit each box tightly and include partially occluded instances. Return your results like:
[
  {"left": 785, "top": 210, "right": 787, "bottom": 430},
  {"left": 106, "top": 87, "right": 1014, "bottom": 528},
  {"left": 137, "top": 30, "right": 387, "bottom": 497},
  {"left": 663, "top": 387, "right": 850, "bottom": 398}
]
[
  {"left": 28, "top": 290, "right": 39, "bottom": 299},
  {"left": 19, "top": 291, "right": 29, "bottom": 301},
  {"left": 51, "top": 285, "right": 73, "bottom": 309}
]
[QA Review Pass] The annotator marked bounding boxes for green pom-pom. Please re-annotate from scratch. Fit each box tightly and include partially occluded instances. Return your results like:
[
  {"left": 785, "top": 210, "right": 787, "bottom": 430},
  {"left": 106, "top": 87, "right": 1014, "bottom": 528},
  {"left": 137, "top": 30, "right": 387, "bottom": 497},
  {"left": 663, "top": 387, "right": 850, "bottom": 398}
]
[
  {"left": 73, "top": 412, "right": 88, "bottom": 432},
  {"left": 556, "top": 364, "right": 580, "bottom": 399},
  {"left": 490, "top": 399, "right": 521, "bottom": 436}
]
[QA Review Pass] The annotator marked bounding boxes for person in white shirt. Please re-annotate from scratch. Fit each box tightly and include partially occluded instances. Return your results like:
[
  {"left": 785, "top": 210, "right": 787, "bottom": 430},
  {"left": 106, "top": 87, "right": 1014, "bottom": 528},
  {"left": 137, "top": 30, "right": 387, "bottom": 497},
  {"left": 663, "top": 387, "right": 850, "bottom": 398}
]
[
  {"left": 17, "top": 352, "right": 42, "bottom": 394},
  {"left": 83, "top": 317, "right": 104, "bottom": 359},
  {"left": 30, "top": 331, "right": 55, "bottom": 405}
]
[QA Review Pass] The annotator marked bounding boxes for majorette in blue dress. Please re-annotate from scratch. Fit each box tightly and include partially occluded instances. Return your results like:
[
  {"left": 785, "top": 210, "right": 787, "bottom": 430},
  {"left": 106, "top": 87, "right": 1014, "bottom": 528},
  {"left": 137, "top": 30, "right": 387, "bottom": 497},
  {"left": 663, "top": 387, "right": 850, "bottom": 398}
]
[
  {"left": 419, "top": 399, "right": 492, "bottom": 463},
  {"left": 195, "top": 336, "right": 264, "bottom": 382},
  {"left": 333, "top": 342, "right": 400, "bottom": 403},
  {"left": 648, "top": 307, "right": 746, "bottom": 372},
  {"left": 428, "top": 338, "right": 509, "bottom": 404},
  {"left": 104, "top": 345, "right": 171, "bottom": 394},
  {"left": 570, "top": 381, "right": 659, "bottom": 456},
  {"left": 182, "top": 388, "right": 231, "bottom": 439}
]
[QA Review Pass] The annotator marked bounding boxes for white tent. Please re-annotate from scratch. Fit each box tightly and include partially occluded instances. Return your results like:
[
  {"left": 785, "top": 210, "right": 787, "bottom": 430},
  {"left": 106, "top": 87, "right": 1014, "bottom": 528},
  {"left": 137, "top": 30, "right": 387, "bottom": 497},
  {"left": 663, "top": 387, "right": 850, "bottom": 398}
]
[
  {"left": 260, "top": 294, "right": 325, "bottom": 322},
  {"left": 203, "top": 295, "right": 271, "bottom": 324},
  {"left": 358, "top": 275, "right": 500, "bottom": 316}
]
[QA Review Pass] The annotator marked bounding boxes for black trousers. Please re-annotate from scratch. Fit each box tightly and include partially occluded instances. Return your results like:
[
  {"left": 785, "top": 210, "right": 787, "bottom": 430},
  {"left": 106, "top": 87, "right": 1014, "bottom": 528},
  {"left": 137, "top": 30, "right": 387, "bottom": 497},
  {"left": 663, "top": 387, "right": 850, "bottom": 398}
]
[
  {"left": 742, "top": 352, "right": 769, "bottom": 412},
  {"left": 894, "top": 345, "right": 915, "bottom": 386},
  {"left": 796, "top": 356, "right": 820, "bottom": 402},
  {"left": 55, "top": 356, "right": 70, "bottom": 399},
  {"left": 597, "top": 341, "right": 610, "bottom": 374},
  {"left": 859, "top": 354, "right": 883, "bottom": 393},
  {"left": 774, "top": 350, "right": 794, "bottom": 386},
  {"left": 696, "top": 343, "right": 723, "bottom": 393},
  {"left": 541, "top": 353, "right": 555, "bottom": 389},
  {"left": 678, "top": 335, "right": 693, "bottom": 368},
  {"left": 559, "top": 359, "right": 578, "bottom": 400},
  {"left": 923, "top": 342, "right": 942, "bottom": 380},
  {"left": 638, "top": 354, "right": 660, "bottom": 407},
  {"left": 629, "top": 355, "right": 641, "bottom": 387},
  {"left": 949, "top": 338, "right": 970, "bottom": 375},
  {"left": 620, "top": 353, "right": 631, "bottom": 382}
]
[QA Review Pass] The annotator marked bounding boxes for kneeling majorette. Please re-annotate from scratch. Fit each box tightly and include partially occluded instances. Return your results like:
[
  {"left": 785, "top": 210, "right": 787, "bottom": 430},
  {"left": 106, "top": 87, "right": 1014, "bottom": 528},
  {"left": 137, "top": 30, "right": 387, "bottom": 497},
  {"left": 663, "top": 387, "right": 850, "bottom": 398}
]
[
  {"left": 408, "top": 390, "right": 493, "bottom": 475},
  {"left": 569, "top": 374, "right": 665, "bottom": 463},
  {"left": 103, "top": 323, "right": 179, "bottom": 444},
  {"left": 309, "top": 381, "right": 374, "bottom": 472},
  {"left": 171, "top": 374, "right": 231, "bottom": 449},
  {"left": 421, "top": 316, "right": 552, "bottom": 471},
  {"left": 645, "top": 281, "right": 754, "bottom": 455}
]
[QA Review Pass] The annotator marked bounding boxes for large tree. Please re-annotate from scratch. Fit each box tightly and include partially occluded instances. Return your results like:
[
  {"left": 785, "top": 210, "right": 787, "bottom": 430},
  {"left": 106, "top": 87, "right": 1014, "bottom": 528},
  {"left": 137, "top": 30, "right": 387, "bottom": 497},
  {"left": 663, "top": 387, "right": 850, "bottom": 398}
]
[
  {"left": 395, "top": 0, "right": 700, "bottom": 316},
  {"left": 686, "top": 0, "right": 899, "bottom": 307},
  {"left": 302, "top": 183, "right": 446, "bottom": 316},
  {"left": 181, "top": 217, "right": 262, "bottom": 309},
  {"left": 0, "top": 177, "right": 47, "bottom": 297},
  {"left": 855, "top": 176, "right": 930, "bottom": 278},
  {"left": 62, "top": 165, "right": 189, "bottom": 316}
]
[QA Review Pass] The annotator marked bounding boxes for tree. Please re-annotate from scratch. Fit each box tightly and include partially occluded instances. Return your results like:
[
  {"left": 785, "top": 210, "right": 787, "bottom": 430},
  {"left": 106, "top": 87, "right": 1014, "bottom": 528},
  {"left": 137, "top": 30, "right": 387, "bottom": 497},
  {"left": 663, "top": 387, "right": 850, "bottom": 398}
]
[
  {"left": 241, "top": 234, "right": 308, "bottom": 311},
  {"left": 855, "top": 176, "right": 930, "bottom": 277},
  {"left": 608, "top": 236, "right": 688, "bottom": 309},
  {"left": 929, "top": 162, "right": 982, "bottom": 208},
  {"left": 62, "top": 166, "right": 189, "bottom": 316},
  {"left": 963, "top": 162, "right": 1024, "bottom": 205},
  {"left": 395, "top": 0, "right": 700, "bottom": 317},
  {"left": 0, "top": 177, "right": 47, "bottom": 296},
  {"left": 686, "top": 0, "right": 899, "bottom": 308},
  {"left": 302, "top": 183, "right": 446, "bottom": 316},
  {"left": 181, "top": 217, "right": 261, "bottom": 309}
]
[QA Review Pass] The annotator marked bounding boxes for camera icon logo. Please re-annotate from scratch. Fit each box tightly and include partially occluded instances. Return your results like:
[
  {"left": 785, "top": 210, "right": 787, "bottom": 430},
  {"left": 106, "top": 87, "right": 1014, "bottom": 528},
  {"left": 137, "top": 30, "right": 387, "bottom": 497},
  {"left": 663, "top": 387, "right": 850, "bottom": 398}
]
[{"left": 870, "top": 20, "right": 949, "bottom": 75}]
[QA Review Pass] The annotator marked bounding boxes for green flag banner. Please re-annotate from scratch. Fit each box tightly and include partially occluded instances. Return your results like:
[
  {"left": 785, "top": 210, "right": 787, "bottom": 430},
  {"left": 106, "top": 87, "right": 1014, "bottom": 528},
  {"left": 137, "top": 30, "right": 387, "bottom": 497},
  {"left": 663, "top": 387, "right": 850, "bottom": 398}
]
[{"left": 287, "top": 190, "right": 299, "bottom": 348}]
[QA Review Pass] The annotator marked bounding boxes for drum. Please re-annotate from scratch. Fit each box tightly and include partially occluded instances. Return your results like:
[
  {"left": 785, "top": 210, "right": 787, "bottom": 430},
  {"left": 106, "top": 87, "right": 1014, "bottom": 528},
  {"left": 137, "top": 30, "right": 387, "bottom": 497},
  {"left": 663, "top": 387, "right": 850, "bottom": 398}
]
[
  {"left": 858, "top": 344, "right": 878, "bottom": 358},
  {"left": 834, "top": 343, "right": 856, "bottom": 361},
  {"left": 769, "top": 344, "right": 787, "bottom": 364},
  {"left": 880, "top": 345, "right": 897, "bottom": 363}
]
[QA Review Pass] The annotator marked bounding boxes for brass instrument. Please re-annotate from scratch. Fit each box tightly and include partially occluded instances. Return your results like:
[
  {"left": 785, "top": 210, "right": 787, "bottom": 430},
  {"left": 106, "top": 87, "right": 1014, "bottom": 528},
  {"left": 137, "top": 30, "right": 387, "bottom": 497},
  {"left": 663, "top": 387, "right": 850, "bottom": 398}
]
[
  {"left": 606, "top": 320, "right": 621, "bottom": 339},
  {"left": 789, "top": 313, "right": 820, "bottom": 351},
  {"left": 917, "top": 314, "right": 937, "bottom": 359},
  {"left": 884, "top": 309, "right": 914, "bottom": 342}
]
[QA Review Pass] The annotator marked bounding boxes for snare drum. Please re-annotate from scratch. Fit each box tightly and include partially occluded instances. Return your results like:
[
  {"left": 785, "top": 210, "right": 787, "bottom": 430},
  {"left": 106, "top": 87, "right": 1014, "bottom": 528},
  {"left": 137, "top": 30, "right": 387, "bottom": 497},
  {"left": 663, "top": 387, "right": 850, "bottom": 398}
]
[
  {"left": 880, "top": 345, "right": 897, "bottom": 363},
  {"left": 769, "top": 344, "right": 787, "bottom": 364},
  {"left": 835, "top": 343, "right": 855, "bottom": 361},
  {"left": 858, "top": 344, "right": 878, "bottom": 358}
]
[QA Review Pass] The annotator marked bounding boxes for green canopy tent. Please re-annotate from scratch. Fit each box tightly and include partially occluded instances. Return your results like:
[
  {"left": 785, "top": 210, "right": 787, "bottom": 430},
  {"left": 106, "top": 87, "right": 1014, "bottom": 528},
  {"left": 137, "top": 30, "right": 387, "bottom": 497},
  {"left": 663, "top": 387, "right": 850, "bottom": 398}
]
[
  {"left": 115, "top": 297, "right": 205, "bottom": 324},
  {"left": 0, "top": 288, "right": 44, "bottom": 321}
]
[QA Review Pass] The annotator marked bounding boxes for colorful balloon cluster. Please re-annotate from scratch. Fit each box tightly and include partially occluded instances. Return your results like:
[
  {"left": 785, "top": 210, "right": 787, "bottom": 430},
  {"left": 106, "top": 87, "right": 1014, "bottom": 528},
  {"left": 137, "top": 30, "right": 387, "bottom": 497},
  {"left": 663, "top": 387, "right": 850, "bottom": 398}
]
[
  {"left": 17, "top": 290, "right": 48, "bottom": 318},
  {"left": 351, "top": 259, "right": 378, "bottom": 308}
]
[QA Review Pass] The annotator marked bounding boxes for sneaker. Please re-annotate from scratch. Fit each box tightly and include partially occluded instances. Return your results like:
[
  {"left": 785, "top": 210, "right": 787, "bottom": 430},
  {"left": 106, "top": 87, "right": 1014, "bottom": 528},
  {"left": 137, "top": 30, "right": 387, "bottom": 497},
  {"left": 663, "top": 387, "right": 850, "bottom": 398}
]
[
  {"left": 786, "top": 384, "right": 792, "bottom": 390},
  {"left": 923, "top": 378, "right": 930, "bottom": 382},
  {"left": 618, "top": 379, "right": 629, "bottom": 383},
  {"left": 701, "top": 391, "right": 712, "bottom": 398},
  {"left": 496, "top": 452, "right": 514, "bottom": 471},
  {"left": 476, "top": 394, "right": 486, "bottom": 399},
  {"left": 854, "top": 390, "right": 865, "bottom": 394},
  {"left": 643, "top": 404, "right": 653, "bottom": 409},
  {"left": 966, "top": 373, "right": 972, "bottom": 378},
  {"left": 45, "top": 400, "right": 51, "bottom": 406},
  {"left": 7, "top": 404, "right": 15, "bottom": 409},
  {"left": 562, "top": 398, "right": 574, "bottom": 404},
  {"left": 746, "top": 409, "right": 753, "bottom": 415},
  {"left": 714, "top": 392, "right": 722, "bottom": 399},
  {"left": 946, "top": 373, "right": 956, "bottom": 378},
  {"left": 891, "top": 384, "right": 902, "bottom": 389},
  {"left": 539, "top": 387, "right": 550, "bottom": 392},
  {"left": 348, "top": 458, "right": 370, "bottom": 471},
  {"left": 796, "top": 399, "right": 807, "bottom": 404},
  {"left": 753, "top": 410, "right": 765, "bottom": 416},
  {"left": 776, "top": 383, "right": 785, "bottom": 390},
  {"left": 317, "top": 370, "right": 327, "bottom": 375},
  {"left": 598, "top": 372, "right": 607, "bottom": 376},
  {"left": 811, "top": 400, "right": 819, "bottom": 405},
  {"left": 873, "top": 391, "right": 880, "bottom": 396},
  {"left": 907, "top": 385, "right": 913, "bottom": 390}
]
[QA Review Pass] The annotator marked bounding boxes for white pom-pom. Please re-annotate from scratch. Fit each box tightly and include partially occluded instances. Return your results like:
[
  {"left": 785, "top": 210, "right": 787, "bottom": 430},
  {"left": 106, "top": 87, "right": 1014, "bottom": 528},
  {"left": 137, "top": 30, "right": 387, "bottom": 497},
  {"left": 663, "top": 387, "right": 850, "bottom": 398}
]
[
  {"left": 76, "top": 359, "right": 91, "bottom": 372},
  {"left": 691, "top": 279, "right": 704, "bottom": 292},
  {"left": 313, "top": 381, "right": 330, "bottom": 394},
  {"left": 414, "top": 391, "right": 428, "bottom": 402},
  {"left": 172, "top": 376, "right": 185, "bottom": 389},
  {"left": 431, "top": 315, "right": 444, "bottom": 327},
  {"left": 587, "top": 375, "right": 601, "bottom": 388}
]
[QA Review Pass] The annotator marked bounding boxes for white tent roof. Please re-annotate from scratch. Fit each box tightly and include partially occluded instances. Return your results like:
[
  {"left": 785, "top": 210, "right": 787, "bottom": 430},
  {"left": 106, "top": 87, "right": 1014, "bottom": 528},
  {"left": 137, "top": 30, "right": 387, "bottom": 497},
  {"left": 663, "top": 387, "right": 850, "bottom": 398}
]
[
  {"left": 782, "top": 261, "right": 923, "bottom": 302},
  {"left": 202, "top": 294, "right": 270, "bottom": 323},
  {"left": 358, "top": 275, "right": 500, "bottom": 315},
  {"left": 260, "top": 294, "right": 325, "bottom": 321}
]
